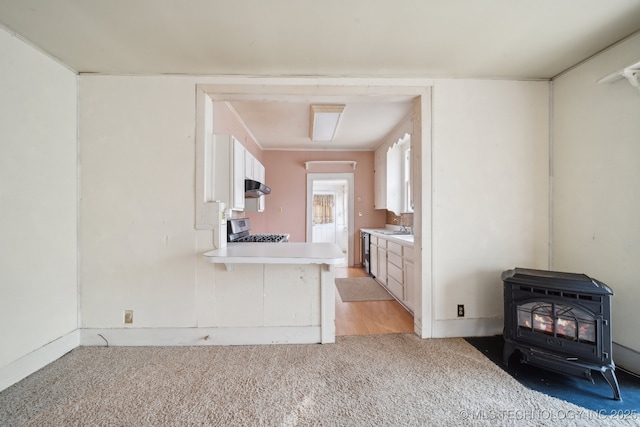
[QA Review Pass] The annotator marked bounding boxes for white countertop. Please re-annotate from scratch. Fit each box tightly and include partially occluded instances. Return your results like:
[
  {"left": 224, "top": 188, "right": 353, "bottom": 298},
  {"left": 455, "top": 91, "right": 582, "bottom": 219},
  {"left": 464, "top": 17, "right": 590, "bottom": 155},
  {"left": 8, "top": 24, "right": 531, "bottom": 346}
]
[
  {"left": 203, "top": 242, "right": 345, "bottom": 264},
  {"left": 361, "top": 228, "right": 414, "bottom": 245}
]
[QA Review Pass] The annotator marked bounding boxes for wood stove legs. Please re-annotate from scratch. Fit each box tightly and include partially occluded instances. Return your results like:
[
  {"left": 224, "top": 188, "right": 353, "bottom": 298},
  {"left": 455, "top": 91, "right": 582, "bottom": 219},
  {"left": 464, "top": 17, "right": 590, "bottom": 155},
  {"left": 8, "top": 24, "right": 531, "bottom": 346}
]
[
  {"left": 601, "top": 367, "right": 622, "bottom": 401},
  {"left": 503, "top": 341, "right": 516, "bottom": 366},
  {"left": 502, "top": 341, "right": 622, "bottom": 401}
]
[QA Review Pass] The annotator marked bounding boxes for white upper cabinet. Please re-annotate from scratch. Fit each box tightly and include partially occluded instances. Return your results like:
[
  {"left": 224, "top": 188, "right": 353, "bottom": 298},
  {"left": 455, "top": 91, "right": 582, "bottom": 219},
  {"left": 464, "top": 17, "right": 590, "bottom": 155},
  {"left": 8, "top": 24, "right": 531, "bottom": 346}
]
[
  {"left": 374, "top": 144, "right": 387, "bottom": 209},
  {"left": 232, "top": 138, "right": 245, "bottom": 210},
  {"left": 245, "top": 150, "right": 254, "bottom": 180},
  {"left": 245, "top": 149, "right": 266, "bottom": 184},
  {"left": 209, "top": 134, "right": 245, "bottom": 211},
  {"left": 244, "top": 149, "right": 266, "bottom": 212},
  {"left": 386, "top": 142, "right": 402, "bottom": 215},
  {"left": 374, "top": 134, "right": 412, "bottom": 215},
  {"left": 254, "top": 160, "right": 265, "bottom": 184}
]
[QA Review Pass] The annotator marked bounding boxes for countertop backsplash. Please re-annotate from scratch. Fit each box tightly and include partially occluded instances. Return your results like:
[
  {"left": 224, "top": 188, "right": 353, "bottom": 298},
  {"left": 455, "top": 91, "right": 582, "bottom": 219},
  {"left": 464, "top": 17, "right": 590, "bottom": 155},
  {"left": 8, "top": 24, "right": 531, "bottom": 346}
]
[{"left": 386, "top": 211, "right": 413, "bottom": 227}]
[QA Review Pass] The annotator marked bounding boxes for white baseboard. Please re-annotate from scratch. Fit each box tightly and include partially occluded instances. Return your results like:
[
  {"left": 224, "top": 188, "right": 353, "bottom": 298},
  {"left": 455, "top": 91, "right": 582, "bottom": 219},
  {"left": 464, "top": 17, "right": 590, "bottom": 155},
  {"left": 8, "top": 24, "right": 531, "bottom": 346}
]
[
  {"left": 80, "top": 326, "right": 323, "bottom": 347},
  {"left": 0, "top": 329, "right": 79, "bottom": 392},
  {"left": 431, "top": 317, "right": 503, "bottom": 338},
  {"left": 613, "top": 342, "right": 640, "bottom": 376}
]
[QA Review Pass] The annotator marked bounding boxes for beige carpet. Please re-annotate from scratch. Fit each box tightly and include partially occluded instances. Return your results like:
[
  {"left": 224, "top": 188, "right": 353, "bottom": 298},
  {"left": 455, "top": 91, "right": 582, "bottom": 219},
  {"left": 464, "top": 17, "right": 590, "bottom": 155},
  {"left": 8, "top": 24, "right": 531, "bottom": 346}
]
[
  {"left": 335, "top": 277, "right": 394, "bottom": 302},
  {"left": 0, "top": 335, "right": 633, "bottom": 426}
]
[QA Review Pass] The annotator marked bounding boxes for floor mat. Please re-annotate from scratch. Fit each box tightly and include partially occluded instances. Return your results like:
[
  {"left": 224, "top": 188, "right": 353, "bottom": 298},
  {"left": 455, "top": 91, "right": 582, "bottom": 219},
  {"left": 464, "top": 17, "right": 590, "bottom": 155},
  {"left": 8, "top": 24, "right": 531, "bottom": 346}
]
[
  {"left": 335, "top": 277, "right": 394, "bottom": 302},
  {"left": 465, "top": 335, "right": 640, "bottom": 414}
]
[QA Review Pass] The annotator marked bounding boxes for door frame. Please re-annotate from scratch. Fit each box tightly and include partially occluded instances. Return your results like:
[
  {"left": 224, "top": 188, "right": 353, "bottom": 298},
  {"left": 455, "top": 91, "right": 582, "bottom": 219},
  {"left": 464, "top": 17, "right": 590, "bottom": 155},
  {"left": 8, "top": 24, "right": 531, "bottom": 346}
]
[{"left": 306, "top": 173, "right": 354, "bottom": 267}]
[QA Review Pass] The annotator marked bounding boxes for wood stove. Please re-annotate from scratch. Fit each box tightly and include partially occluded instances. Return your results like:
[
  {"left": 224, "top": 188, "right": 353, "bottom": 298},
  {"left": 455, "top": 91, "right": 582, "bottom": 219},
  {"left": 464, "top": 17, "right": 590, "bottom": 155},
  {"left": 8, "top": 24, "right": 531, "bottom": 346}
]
[{"left": 502, "top": 268, "right": 621, "bottom": 400}]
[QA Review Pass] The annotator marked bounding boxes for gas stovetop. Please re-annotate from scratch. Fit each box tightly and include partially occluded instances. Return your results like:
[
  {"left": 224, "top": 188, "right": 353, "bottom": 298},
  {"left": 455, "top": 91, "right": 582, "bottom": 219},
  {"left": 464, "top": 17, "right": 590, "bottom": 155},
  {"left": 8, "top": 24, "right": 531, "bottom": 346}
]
[
  {"left": 227, "top": 218, "right": 289, "bottom": 243},
  {"left": 232, "top": 233, "right": 289, "bottom": 243}
]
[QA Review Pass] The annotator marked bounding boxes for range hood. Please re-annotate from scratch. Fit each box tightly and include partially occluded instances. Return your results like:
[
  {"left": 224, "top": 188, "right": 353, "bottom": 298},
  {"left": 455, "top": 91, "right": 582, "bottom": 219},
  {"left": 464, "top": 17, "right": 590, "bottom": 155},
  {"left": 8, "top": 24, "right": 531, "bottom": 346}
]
[{"left": 245, "top": 179, "right": 271, "bottom": 198}]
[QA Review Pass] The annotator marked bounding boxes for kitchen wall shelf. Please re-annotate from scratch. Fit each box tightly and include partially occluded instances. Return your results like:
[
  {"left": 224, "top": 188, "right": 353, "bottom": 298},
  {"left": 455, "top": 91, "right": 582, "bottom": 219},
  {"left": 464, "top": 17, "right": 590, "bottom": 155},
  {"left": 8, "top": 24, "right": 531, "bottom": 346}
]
[{"left": 304, "top": 160, "right": 357, "bottom": 170}]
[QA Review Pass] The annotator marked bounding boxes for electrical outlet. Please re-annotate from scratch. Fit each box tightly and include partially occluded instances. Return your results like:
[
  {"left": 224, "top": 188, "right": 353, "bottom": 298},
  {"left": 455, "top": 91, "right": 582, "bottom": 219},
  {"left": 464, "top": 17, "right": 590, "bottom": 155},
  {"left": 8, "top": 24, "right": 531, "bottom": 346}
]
[
  {"left": 457, "top": 304, "right": 465, "bottom": 317},
  {"left": 124, "top": 310, "right": 133, "bottom": 324}
]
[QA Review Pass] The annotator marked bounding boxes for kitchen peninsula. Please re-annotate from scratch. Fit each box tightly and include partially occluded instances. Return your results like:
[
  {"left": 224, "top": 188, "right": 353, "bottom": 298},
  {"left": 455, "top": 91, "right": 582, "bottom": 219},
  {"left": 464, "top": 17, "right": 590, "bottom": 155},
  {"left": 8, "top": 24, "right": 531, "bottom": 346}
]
[{"left": 203, "top": 242, "right": 344, "bottom": 344}]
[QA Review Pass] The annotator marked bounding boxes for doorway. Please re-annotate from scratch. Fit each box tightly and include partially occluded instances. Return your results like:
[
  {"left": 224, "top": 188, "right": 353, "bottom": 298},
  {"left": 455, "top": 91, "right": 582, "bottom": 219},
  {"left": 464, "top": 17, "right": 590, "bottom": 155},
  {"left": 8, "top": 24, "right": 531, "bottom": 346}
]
[
  {"left": 197, "top": 82, "right": 431, "bottom": 339},
  {"left": 306, "top": 173, "right": 354, "bottom": 267}
]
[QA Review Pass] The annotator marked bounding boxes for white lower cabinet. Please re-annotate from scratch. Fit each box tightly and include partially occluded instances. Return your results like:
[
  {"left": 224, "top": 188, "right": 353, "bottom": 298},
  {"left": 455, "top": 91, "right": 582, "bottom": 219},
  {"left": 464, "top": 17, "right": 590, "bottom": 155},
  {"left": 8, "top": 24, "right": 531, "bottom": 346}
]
[
  {"left": 370, "top": 233, "right": 415, "bottom": 313},
  {"left": 376, "top": 239, "right": 387, "bottom": 285},
  {"left": 378, "top": 247, "right": 387, "bottom": 285},
  {"left": 370, "top": 235, "right": 379, "bottom": 278},
  {"left": 386, "top": 274, "right": 404, "bottom": 301},
  {"left": 403, "top": 258, "right": 415, "bottom": 311},
  {"left": 386, "top": 241, "right": 403, "bottom": 300}
]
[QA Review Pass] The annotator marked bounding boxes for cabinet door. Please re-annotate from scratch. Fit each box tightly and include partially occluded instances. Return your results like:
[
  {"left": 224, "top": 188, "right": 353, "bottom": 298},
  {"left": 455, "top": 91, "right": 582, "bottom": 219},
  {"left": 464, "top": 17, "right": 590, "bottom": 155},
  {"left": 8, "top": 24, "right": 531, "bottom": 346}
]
[
  {"left": 370, "top": 244, "right": 379, "bottom": 278},
  {"left": 403, "top": 259, "right": 415, "bottom": 312},
  {"left": 245, "top": 151, "right": 254, "bottom": 180},
  {"left": 386, "top": 275, "right": 404, "bottom": 301},
  {"left": 387, "top": 241, "right": 403, "bottom": 257},
  {"left": 254, "top": 158, "right": 265, "bottom": 183},
  {"left": 377, "top": 247, "right": 387, "bottom": 285},
  {"left": 373, "top": 144, "right": 387, "bottom": 209},
  {"left": 387, "top": 259, "right": 403, "bottom": 284},
  {"left": 232, "top": 138, "right": 245, "bottom": 210},
  {"left": 373, "top": 160, "right": 387, "bottom": 209},
  {"left": 386, "top": 143, "right": 402, "bottom": 215}
]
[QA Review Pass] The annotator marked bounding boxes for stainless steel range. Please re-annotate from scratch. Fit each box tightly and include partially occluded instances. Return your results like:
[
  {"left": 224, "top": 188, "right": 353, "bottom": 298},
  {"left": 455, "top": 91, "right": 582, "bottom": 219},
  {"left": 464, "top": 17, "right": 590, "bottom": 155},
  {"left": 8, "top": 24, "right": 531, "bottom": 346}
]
[{"left": 227, "top": 218, "right": 289, "bottom": 243}]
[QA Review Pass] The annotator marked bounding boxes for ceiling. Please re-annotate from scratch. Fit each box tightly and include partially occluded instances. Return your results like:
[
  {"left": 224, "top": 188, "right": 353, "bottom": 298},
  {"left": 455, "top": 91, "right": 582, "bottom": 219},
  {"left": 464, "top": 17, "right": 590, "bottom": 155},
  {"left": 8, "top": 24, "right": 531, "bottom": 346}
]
[
  {"left": 2, "top": 0, "right": 639, "bottom": 150},
  {"left": 227, "top": 97, "right": 414, "bottom": 151}
]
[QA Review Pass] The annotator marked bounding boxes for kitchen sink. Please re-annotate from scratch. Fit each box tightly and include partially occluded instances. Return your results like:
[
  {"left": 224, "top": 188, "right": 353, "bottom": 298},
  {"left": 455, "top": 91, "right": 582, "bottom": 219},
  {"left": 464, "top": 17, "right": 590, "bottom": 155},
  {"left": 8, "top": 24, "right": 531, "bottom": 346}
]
[{"left": 376, "top": 230, "right": 412, "bottom": 236}]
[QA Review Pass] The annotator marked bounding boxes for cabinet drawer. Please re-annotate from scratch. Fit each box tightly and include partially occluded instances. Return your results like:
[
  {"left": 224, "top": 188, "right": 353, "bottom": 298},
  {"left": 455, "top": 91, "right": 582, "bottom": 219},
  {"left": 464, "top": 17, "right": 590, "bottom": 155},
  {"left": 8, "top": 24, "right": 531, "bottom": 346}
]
[
  {"left": 376, "top": 237, "right": 387, "bottom": 249},
  {"left": 387, "top": 241, "right": 402, "bottom": 256},
  {"left": 403, "top": 246, "right": 414, "bottom": 261},
  {"left": 386, "top": 276, "right": 404, "bottom": 300},
  {"left": 370, "top": 235, "right": 378, "bottom": 246},
  {"left": 387, "top": 252, "right": 402, "bottom": 268},
  {"left": 388, "top": 261, "right": 403, "bottom": 284}
]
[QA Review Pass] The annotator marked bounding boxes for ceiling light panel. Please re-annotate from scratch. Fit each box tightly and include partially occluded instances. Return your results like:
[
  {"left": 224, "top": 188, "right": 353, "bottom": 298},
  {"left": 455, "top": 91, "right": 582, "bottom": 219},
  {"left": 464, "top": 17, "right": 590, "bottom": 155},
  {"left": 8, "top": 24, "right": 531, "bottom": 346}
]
[{"left": 310, "top": 105, "right": 345, "bottom": 142}]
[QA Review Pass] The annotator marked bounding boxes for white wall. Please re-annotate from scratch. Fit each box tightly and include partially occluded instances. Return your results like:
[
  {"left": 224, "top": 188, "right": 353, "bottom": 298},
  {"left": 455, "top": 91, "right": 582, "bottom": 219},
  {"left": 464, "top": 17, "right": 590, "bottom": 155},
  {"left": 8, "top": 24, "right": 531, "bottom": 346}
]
[
  {"left": 552, "top": 33, "right": 640, "bottom": 355},
  {"left": 79, "top": 76, "right": 336, "bottom": 344},
  {"left": 431, "top": 79, "right": 550, "bottom": 336},
  {"left": 79, "top": 76, "right": 551, "bottom": 341},
  {"left": 80, "top": 75, "right": 202, "bottom": 328},
  {"left": 0, "top": 28, "right": 78, "bottom": 385}
]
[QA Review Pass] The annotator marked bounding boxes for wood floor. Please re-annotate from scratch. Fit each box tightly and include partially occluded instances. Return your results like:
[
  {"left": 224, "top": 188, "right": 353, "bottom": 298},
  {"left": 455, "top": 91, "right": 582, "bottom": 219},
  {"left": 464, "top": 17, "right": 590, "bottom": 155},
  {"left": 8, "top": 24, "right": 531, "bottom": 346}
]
[{"left": 334, "top": 267, "right": 415, "bottom": 336}]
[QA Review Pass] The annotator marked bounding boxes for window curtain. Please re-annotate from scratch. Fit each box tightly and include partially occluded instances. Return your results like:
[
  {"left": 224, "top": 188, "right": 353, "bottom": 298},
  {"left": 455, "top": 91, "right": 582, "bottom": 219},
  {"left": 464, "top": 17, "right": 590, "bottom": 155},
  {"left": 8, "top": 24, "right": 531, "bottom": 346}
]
[{"left": 313, "top": 194, "right": 334, "bottom": 224}]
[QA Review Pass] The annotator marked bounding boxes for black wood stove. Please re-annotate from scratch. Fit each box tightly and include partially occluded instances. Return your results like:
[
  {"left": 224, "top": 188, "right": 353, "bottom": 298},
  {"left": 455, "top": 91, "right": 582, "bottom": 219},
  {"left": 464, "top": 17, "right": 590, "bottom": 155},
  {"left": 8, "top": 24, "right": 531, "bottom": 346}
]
[{"left": 502, "top": 267, "right": 621, "bottom": 400}]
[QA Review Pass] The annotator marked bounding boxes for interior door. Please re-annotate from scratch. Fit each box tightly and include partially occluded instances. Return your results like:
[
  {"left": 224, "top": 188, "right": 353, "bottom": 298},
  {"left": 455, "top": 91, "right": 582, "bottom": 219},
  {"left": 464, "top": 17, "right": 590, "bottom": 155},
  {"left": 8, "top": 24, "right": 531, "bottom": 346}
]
[
  {"left": 312, "top": 191, "right": 337, "bottom": 244},
  {"left": 306, "top": 173, "right": 354, "bottom": 267}
]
